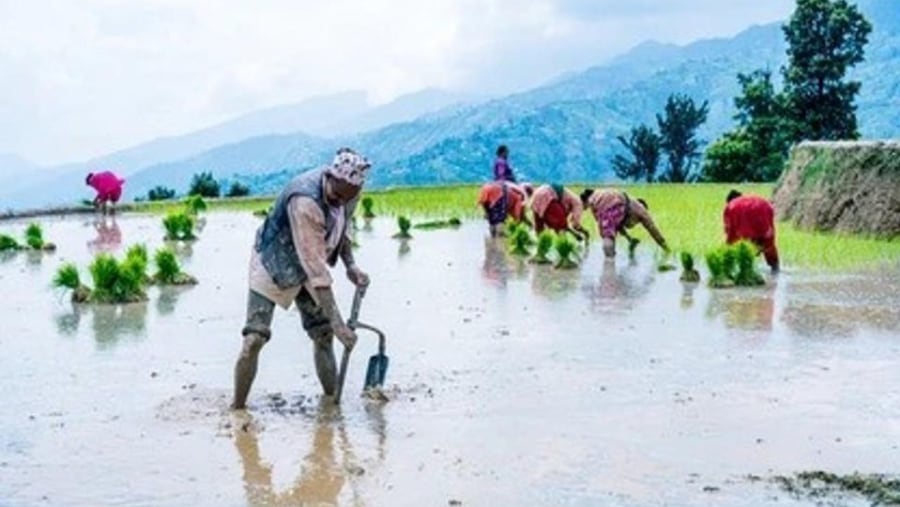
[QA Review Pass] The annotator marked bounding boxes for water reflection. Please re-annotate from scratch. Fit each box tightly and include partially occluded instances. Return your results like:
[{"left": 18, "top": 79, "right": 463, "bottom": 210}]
[
  {"left": 53, "top": 302, "right": 149, "bottom": 347},
  {"left": 582, "top": 259, "right": 653, "bottom": 313},
  {"left": 397, "top": 238, "right": 411, "bottom": 257},
  {"left": 91, "top": 303, "right": 149, "bottom": 348},
  {"left": 680, "top": 281, "right": 698, "bottom": 310},
  {"left": 234, "top": 403, "right": 368, "bottom": 507},
  {"left": 156, "top": 287, "right": 184, "bottom": 316},
  {"left": 164, "top": 240, "right": 194, "bottom": 259},
  {"left": 706, "top": 285, "right": 776, "bottom": 332},
  {"left": 25, "top": 250, "right": 44, "bottom": 269},
  {"left": 782, "top": 302, "right": 900, "bottom": 339},
  {"left": 55, "top": 305, "right": 84, "bottom": 336},
  {"left": 481, "top": 237, "right": 511, "bottom": 288},
  {"left": 87, "top": 216, "right": 122, "bottom": 255},
  {"left": 0, "top": 250, "right": 16, "bottom": 264},
  {"left": 531, "top": 264, "right": 580, "bottom": 300}
]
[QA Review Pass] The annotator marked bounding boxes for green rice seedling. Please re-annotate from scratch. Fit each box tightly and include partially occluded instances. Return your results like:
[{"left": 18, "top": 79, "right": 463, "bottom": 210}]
[
  {"left": 361, "top": 196, "right": 376, "bottom": 218},
  {"left": 705, "top": 248, "right": 733, "bottom": 288},
  {"left": 554, "top": 233, "right": 580, "bottom": 269},
  {"left": 530, "top": 231, "right": 554, "bottom": 264},
  {"left": 656, "top": 249, "right": 676, "bottom": 272},
  {"left": 153, "top": 247, "right": 197, "bottom": 285},
  {"left": 53, "top": 263, "right": 92, "bottom": 303},
  {"left": 25, "top": 223, "right": 44, "bottom": 250},
  {"left": 184, "top": 195, "right": 208, "bottom": 215},
  {"left": 393, "top": 215, "right": 413, "bottom": 239},
  {"left": 679, "top": 252, "right": 701, "bottom": 282},
  {"left": 0, "top": 234, "right": 21, "bottom": 251},
  {"left": 125, "top": 244, "right": 152, "bottom": 283},
  {"left": 721, "top": 245, "right": 737, "bottom": 282},
  {"left": 508, "top": 224, "right": 533, "bottom": 256},
  {"left": 89, "top": 253, "right": 148, "bottom": 304},
  {"left": 163, "top": 212, "right": 196, "bottom": 241},
  {"left": 734, "top": 240, "right": 765, "bottom": 286}
]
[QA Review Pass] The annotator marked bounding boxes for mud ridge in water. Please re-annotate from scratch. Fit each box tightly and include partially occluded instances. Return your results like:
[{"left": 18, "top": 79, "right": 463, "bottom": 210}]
[{"left": 772, "top": 471, "right": 900, "bottom": 506}]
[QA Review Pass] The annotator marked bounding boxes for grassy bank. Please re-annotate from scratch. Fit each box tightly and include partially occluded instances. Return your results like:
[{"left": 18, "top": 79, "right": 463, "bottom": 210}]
[{"left": 6, "top": 183, "right": 898, "bottom": 269}]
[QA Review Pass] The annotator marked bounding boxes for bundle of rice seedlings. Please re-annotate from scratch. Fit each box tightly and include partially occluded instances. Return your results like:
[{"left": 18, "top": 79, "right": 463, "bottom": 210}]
[
  {"left": 679, "top": 251, "right": 701, "bottom": 282},
  {"left": 152, "top": 247, "right": 197, "bottom": 285},
  {"left": 530, "top": 231, "right": 554, "bottom": 264},
  {"left": 554, "top": 234, "right": 580, "bottom": 269}
]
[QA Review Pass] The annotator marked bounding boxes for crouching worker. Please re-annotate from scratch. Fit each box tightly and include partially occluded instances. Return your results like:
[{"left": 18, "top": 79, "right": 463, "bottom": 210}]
[
  {"left": 530, "top": 184, "right": 589, "bottom": 241},
  {"left": 231, "top": 148, "right": 372, "bottom": 410},
  {"left": 477, "top": 181, "right": 533, "bottom": 237},
  {"left": 86, "top": 171, "right": 125, "bottom": 215},
  {"left": 580, "top": 188, "right": 669, "bottom": 258},
  {"left": 723, "top": 189, "right": 779, "bottom": 273}
]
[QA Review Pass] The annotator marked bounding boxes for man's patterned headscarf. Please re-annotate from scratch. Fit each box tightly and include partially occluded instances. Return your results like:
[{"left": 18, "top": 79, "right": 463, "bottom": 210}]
[{"left": 326, "top": 147, "right": 370, "bottom": 186}]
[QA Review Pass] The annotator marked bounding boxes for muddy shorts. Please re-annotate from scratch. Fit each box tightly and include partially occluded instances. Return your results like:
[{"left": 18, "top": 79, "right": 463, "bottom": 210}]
[{"left": 242, "top": 289, "right": 331, "bottom": 342}]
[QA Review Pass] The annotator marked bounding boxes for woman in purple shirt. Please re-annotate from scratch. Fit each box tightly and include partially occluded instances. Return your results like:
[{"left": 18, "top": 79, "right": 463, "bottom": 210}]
[{"left": 493, "top": 145, "right": 516, "bottom": 183}]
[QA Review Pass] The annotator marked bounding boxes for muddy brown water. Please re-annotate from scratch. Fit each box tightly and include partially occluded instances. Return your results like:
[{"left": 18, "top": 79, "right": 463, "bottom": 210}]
[{"left": 1, "top": 213, "right": 899, "bottom": 507}]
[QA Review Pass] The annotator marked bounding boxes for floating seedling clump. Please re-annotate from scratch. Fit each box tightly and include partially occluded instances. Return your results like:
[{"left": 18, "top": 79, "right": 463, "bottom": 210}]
[
  {"left": 656, "top": 249, "right": 676, "bottom": 272},
  {"left": 508, "top": 224, "right": 533, "bottom": 256},
  {"left": 393, "top": 216, "right": 413, "bottom": 239},
  {"left": 163, "top": 212, "right": 196, "bottom": 241},
  {"left": 705, "top": 242, "right": 765, "bottom": 288},
  {"left": 705, "top": 248, "right": 734, "bottom": 288},
  {"left": 679, "top": 252, "right": 701, "bottom": 282},
  {"left": 554, "top": 234, "right": 580, "bottom": 269},
  {"left": 734, "top": 240, "right": 765, "bottom": 286},
  {"left": 53, "top": 263, "right": 92, "bottom": 303},
  {"left": 152, "top": 247, "right": 197, "bottom": 285},
  {"left": 530, "top": 231, "right": 554, "bottom": 264},
  {"left": 0, "top": 234, "right": 21, "bottom": 251},
  {"left": 413, "top": 217, "right": 462, "bottom": 230},
  {"left": 25, "top": 223, "right": 55, "bottom": 251},
  {"left": 361, "top": 196, "right": 376, "bottom": 219},
  {"left": 184, "top": 195, "right": 208, "bottom": 215}
]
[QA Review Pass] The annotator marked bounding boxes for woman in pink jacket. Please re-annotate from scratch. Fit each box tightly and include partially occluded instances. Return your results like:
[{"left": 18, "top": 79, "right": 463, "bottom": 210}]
[{"left": 86, "top": 171, "right": 125, "bottom": 214}]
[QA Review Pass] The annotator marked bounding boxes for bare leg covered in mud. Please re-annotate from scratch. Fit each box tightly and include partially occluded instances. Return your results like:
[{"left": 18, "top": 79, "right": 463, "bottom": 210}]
[{"left": 232, "top": 290, "right": 275, "bottom": 410}]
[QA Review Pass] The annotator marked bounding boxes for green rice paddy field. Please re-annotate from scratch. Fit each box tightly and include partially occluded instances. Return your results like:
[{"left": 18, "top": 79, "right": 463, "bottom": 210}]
[{"left": 144, "top": 183, "right": 899, "bottom": 270}]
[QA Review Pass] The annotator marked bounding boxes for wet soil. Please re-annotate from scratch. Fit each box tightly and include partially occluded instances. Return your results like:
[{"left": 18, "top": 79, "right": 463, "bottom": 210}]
[{"left": 0, "top": 213, "right": 899, "bottom": 506}]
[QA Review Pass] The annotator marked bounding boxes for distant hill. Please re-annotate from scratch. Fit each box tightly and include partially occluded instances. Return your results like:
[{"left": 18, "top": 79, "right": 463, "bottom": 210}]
[{"left": 3, "top": 0, "right": 897, "bottom": 208}]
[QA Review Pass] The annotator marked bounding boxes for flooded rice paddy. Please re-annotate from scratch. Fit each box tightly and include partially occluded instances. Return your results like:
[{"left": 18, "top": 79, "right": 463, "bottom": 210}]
[{"left": 1, "top": 212, "right": 899, "bottom": 507}]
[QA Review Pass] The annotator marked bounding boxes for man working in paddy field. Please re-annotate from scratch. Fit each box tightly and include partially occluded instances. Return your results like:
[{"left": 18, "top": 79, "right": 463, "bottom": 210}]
[
  {"left": 723, "top": 189, "right": 780, "bottom": 273},
  {"left": 231, "top": 148, "right": 372, "bottom": 411},
  {"left": 477, "top": 181, "right": 533, "bottom": 237},
  {"left": 529, "top": 183, "right": 589, "bottom": 241},
  {"left": 580, "top": 188, "right": 669, "bottom": 259}
]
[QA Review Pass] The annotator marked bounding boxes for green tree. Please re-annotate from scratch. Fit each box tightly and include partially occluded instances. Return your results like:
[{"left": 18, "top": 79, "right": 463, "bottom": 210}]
[
  {"left": 147, "top": 186, "right": 176, "bottom": 201},
  {"left": 657, "top": 94, "right": 709, "bottom": 182},
  {"left": 188, "top": 172, "right": 221, "bottom": 198},
  {"left": 703, "top": 70, "right": 792, "bottom": 182},
  {"left": 611, "top": 124, "right": 662, "bottom": 182},
  {"left": 782, "top": 0, "right": 872, "bottom": 141},
  {"left": 226, "top": 182, "right": 250, "bottom": 197},
  {"left": 702, "top": 131, "right": 756, "bottom": 182}
]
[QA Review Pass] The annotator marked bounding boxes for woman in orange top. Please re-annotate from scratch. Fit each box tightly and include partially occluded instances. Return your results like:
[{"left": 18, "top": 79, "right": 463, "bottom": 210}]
[{"left": 477, "top": 182, "right": 532, "bottom": 237}]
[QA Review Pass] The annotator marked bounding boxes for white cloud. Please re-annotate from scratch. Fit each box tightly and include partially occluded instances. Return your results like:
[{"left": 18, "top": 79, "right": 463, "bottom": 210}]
[{"left": 0, "top": 0, "right": 793, "bottom": 165}]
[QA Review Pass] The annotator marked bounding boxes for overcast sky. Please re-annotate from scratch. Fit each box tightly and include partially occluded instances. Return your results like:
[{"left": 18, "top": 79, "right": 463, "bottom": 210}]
[{"left": 0, "top": 0, "right": 794, "bottom": 165}]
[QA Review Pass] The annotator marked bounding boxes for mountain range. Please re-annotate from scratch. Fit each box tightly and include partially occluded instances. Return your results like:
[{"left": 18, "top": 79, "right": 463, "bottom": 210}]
[{"left": 1, "top": 0, "right": 897, "bottom": 209}]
